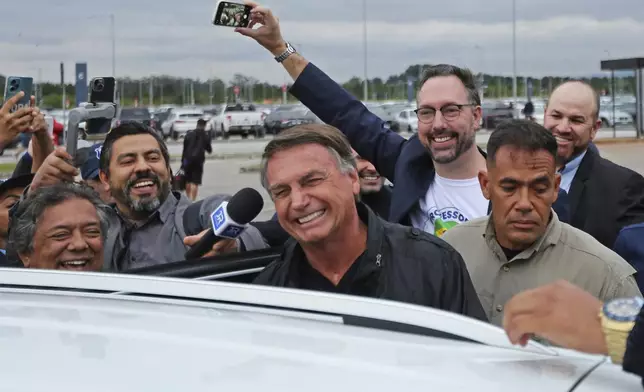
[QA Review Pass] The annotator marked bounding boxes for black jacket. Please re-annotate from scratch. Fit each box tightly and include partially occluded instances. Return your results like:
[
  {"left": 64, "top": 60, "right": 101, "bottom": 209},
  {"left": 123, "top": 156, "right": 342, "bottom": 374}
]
[
  {"left": 181, "top": 129, "right": 212, "bottom": 165},
  {"left": 569, "top": 146, "right": 644, "bottom": 248},
  {"left": 253, "top": 203, "right": 488, "bottom": 322},
  {"left": 624, "top": 305, "right": 644, "bottom": 386},
  {"left": 360, "top": 185, "right": 392, "bottom": 220}
]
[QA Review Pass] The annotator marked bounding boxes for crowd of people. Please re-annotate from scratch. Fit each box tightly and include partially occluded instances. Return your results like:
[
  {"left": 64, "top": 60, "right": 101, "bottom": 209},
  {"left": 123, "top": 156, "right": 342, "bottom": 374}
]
[{"left": 0, "top": 0, "right": 643, "bottom": 385}]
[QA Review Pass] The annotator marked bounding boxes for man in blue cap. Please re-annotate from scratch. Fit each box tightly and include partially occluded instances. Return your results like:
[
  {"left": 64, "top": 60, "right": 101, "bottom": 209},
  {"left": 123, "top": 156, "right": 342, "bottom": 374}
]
[{"left": 79, "top": 143, "right": 113, "bottom": 204}]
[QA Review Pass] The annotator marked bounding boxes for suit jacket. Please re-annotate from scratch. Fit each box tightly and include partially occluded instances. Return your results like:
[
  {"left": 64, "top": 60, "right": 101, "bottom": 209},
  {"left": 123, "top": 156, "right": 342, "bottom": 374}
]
[
  {"left": 289, "top": 63, "right": 570, "bottom": 226},
  {"left": 613, "top": 222, "right": 644, "bottom": 291},
  {"left": 569, "top": 146, "right": 644, "bottom": 248},
  {"left": 623, "top": 304, "right": 644, "bottom": 385}
]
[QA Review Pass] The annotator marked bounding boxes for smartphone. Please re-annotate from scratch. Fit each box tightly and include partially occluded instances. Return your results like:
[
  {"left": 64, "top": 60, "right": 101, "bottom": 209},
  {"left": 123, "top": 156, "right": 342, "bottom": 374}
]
[
  {"left": 3, "top": 76, "right": 33, "bottom": 113},
  {"left": 86, "top": 76, "right": 116, "bottom": 135},
  {"left": 212, "top": 1, "right": 251, "bottom": 28}
]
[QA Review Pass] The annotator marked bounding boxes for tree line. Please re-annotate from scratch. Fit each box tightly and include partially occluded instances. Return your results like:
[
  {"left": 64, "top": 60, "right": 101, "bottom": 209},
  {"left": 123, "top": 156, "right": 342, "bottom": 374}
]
[{"left": 0, "top": 64, "right": 636, "bottom": 109}]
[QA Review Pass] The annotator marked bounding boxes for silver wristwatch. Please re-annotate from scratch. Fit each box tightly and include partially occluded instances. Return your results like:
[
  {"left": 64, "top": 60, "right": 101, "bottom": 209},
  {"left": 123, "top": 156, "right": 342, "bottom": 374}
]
[{"left": 274, "top": 42, "right": 296, "bottom": 63}]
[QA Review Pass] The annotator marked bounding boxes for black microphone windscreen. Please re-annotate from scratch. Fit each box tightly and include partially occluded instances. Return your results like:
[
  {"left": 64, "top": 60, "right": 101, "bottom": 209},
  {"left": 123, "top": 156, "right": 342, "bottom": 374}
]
[{"left": 227, "top": 187, "right": 265, "bottom": 224}]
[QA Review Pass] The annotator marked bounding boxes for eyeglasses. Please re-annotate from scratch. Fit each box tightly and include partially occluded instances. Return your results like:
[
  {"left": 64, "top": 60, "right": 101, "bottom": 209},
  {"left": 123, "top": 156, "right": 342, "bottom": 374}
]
[{"left": 414, "top": 104, "right": 476, "bottom": 124}]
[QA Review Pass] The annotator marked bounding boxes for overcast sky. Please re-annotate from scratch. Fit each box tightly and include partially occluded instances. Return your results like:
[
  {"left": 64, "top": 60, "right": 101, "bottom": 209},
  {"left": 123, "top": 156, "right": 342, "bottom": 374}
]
[{"left": 1, "top": 0, "right": 643, "bottom": 84}]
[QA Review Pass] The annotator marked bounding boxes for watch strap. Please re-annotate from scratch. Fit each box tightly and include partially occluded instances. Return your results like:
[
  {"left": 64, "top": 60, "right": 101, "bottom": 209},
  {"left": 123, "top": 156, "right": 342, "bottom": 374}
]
[
  {"left": 274, "top": 42, "right": 296, "bottom": 63},
  {"left": 599, "top": 297, "right": 643, "bottom": 364}
]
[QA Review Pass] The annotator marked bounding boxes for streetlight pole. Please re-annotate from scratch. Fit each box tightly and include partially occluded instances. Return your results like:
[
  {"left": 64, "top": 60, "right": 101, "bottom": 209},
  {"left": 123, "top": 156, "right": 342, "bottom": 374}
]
[
  {"left": 110, "top": 13, "right": 116, "bottom": 78},
  {"left": 475, "top": 45, "right": 485, "bottom": 101},
  {"left": 362, "top": 0, "right": 368, "bottom": 102},
  {"left": 512, "top": 0, "right": 517, "bottom": 105}
]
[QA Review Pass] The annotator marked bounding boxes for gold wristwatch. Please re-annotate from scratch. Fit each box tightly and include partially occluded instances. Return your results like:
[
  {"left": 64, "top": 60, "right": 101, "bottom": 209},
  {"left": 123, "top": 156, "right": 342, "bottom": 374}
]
[{"left": 599, "top": 296, "right": 644, "bottom": 364}]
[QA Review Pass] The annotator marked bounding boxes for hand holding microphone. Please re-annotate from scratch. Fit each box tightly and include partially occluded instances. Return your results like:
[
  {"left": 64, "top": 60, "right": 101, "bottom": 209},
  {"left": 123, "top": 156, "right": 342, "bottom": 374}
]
[{"left": 184, "top": 187, "right": 264, "bottom": 259}]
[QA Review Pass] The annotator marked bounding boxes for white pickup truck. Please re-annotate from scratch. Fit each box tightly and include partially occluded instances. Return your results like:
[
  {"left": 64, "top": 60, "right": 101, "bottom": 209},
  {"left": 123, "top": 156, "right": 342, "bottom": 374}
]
[{"left": 208, "top": 103, "right": 266, "bottom": 139}]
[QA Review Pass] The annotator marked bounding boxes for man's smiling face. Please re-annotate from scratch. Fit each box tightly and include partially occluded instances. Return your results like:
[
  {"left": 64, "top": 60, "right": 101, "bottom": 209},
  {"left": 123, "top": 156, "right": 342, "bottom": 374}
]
[{"left": 101, "top": 134, "right": 171, "bottom": 220}]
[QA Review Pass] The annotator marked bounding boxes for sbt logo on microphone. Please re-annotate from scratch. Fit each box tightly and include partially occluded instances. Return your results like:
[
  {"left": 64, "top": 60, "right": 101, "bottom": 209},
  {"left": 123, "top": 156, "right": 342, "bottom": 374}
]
[{"left": 211, "top": 202, "right": 246, "bottom": 239}]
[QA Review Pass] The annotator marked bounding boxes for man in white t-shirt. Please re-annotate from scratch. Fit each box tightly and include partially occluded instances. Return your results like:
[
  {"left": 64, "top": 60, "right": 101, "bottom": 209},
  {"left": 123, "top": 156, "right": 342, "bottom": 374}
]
[{"left": 236, "top": 3, "right": 568, "bottom": 238}]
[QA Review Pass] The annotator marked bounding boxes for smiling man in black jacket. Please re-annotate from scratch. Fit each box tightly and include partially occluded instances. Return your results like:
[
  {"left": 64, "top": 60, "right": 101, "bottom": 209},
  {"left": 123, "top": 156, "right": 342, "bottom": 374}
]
[{"left": 252, "top": 124, "right": 487, "bottom": 322}]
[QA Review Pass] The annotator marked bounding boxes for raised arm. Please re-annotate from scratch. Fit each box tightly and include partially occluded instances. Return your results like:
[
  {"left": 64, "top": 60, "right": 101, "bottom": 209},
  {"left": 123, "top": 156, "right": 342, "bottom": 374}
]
[{"left": 235, "top": 1, "right": 407, "bottom": 182}]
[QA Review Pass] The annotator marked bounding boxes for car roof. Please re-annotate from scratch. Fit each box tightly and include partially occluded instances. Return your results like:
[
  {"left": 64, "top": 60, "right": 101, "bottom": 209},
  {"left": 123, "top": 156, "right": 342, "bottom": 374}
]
[
  {"left": 0, "top": 269, "right": 614, "bottom": 391},
  {"left": 171, "top": 108, "right": 204, "bottom": 114}
]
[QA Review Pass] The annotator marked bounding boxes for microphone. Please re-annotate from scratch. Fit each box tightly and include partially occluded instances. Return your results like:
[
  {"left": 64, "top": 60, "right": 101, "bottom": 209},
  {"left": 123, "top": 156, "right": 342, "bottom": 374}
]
[{"left": 184, "top": 187, "right": 264, "bottom": 259}]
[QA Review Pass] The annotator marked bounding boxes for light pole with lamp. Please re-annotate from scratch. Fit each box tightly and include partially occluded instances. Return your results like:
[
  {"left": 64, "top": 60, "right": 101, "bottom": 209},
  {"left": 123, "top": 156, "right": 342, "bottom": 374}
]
[
  {"left": 474, "top": 45, "right": 485, "bottom": 101},
  {"left": 362, "top": 0, "right": 368, "bottom": 102},
  {"left": 512, "top": 0, "right": 517, "bottom": 106},
  {"left": 110, "top": 14, "right": 116, "bottom": 78}
]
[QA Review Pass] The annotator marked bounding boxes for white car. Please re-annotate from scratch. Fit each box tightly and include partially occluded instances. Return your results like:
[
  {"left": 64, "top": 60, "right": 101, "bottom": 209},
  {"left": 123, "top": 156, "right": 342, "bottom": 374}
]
[
  {"left": 599, "top": 108, "right": 633, "bottom": 128},
  {"left": 393, "top": 107, "right": 419, "bottom": 133},
  {"left": 208, "top": 103, "right": 265, "bottom": 139},
  {"left": 0, "top": 267, "right": 640, "bottom": 391},
  {"left": 161, "top": 109, "right": 206, "bottom": 140}
]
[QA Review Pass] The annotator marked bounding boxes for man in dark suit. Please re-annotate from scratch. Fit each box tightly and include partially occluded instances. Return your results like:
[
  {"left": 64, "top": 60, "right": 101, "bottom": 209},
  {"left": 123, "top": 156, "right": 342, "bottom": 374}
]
[
  {"left": 235, "top": 2, "right": 569, "bottom": 239},
  {"left": 544, "top": 81, "right": 644, "bottom": 248},
  {"left": 614, "top": 222, "right": 644, "bottom": 291}
]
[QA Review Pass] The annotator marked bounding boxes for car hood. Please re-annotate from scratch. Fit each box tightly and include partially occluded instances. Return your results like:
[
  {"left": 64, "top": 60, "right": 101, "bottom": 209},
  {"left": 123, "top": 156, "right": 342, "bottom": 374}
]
[{"left": 0, "top": 289, "right": 608, "bottom": 392}]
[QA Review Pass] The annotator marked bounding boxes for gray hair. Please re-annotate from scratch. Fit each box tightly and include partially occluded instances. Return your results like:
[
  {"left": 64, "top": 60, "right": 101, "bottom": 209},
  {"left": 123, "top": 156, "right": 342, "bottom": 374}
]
[
  {"left": 258, "top": 124, "right": 357, "bottom": 192},
  {"left": 8, "top": 182, "right": 110, "bottom": 256},
  {"left": 418, "top": 64, "right": 481, "bottom": 106}
]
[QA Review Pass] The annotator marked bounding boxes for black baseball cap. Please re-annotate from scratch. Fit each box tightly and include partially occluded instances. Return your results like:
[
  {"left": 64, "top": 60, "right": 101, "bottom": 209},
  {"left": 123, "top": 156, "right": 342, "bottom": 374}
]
[{"left": 0, "top": 174, "right": 34, "bottom": 198}]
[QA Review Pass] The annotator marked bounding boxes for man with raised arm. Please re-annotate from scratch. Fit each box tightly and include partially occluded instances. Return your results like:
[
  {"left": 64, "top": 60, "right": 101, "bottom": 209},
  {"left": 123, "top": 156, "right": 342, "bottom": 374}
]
[{"left": 235, "top": 1, "right": 569, "bottom": 239}]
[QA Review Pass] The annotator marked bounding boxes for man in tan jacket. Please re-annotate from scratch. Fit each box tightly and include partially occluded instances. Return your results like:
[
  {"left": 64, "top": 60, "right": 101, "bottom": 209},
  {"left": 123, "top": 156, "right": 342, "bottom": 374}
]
[{"left": 442, "top": 119, "right": 640, "bottom": 326}]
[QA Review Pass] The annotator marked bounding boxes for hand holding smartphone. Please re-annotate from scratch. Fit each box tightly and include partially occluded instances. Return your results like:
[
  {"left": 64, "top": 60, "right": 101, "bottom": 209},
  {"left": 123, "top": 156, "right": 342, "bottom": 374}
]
[
  {"left": 212, "top": 1, "right": 252, "bottom": 28},
  {"left": 3, "top": 77, "right": 33, "bottom": 113},
  {"left": 86, "top": 76, "right": 116, "bottom": 136},
  {"left": 0, "top": 77, "right": 35, "bottom": 148}
]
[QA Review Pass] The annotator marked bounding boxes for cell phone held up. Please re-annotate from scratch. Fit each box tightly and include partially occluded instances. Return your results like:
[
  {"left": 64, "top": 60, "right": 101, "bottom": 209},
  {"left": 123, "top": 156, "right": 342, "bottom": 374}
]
[
  {"left": 212, "top": 1, "right": 251, "bottom": 28},
  {"left": 3, "top": 76, "right": 33, "bottom": 113},
  {"left": 86, "top": 76, "right": 116, "bottom": 135}
]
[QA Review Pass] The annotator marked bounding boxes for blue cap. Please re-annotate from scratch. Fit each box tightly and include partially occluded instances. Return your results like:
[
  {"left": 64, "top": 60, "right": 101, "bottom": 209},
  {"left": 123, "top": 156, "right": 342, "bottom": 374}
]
[{"left": 81, "top": 143, "right": 103, "bottom": 181}]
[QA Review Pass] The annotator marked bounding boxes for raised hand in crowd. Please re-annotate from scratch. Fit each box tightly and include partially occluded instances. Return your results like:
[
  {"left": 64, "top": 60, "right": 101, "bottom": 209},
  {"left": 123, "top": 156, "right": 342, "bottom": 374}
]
[
  {"left": 0, "top": 92, "right": 36, "bottom": 149},
  {"left": 29, "top": 147, "right": 79, "bottom": 193},
  {"left": 235, "top": 1, "right": 285, "bottom": 53}
]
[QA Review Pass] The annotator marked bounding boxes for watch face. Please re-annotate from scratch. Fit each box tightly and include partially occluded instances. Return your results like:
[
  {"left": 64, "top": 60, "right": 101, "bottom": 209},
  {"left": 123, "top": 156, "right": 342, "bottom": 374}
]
[{"left": 604, "top": 297, "right": 644, "bottom": 322}]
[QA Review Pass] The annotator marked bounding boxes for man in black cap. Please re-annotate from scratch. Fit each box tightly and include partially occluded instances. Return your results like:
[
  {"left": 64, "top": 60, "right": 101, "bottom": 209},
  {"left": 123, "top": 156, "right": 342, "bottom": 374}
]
[
  {"left": 181, "top": 118, "right": 212, "bottom": 201},
  {"left": 0, "top": 173, "right": 34, "bottom": 266}
]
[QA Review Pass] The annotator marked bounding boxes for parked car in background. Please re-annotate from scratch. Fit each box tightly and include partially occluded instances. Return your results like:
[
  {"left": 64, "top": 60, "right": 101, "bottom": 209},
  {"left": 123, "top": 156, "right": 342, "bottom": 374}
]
[
  {"left": 533, "top": 104, "right": 546, "bottom": 125},
  {"left": 113, "top": 107, "right": 155, "bottom": 129},
  {"left": 615, "top": 102, "right": 637, "bottom": 123},
  {"left": 599, "top": 106, "right": 634, "bottom": 128},
  {"left": 208, "top": 103, "right": 265, "bottom": 139},
  {"left": 371, "top": 106, "right": 400, "bottom": 132},
  {"left": 481, "top": 101, "right": 514, "bottom": 130},
  {"left": 392, "top": 107, "right": 419, "bottom": 133},
  {"left": 263, "top": 108, "right": 320, "bottom": 135},
  {"left": 152, "top": 108, "right": 174, "bottom": 137},
  {"left": 161, "top": 108, "right": 205, "bottom": 140}
]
